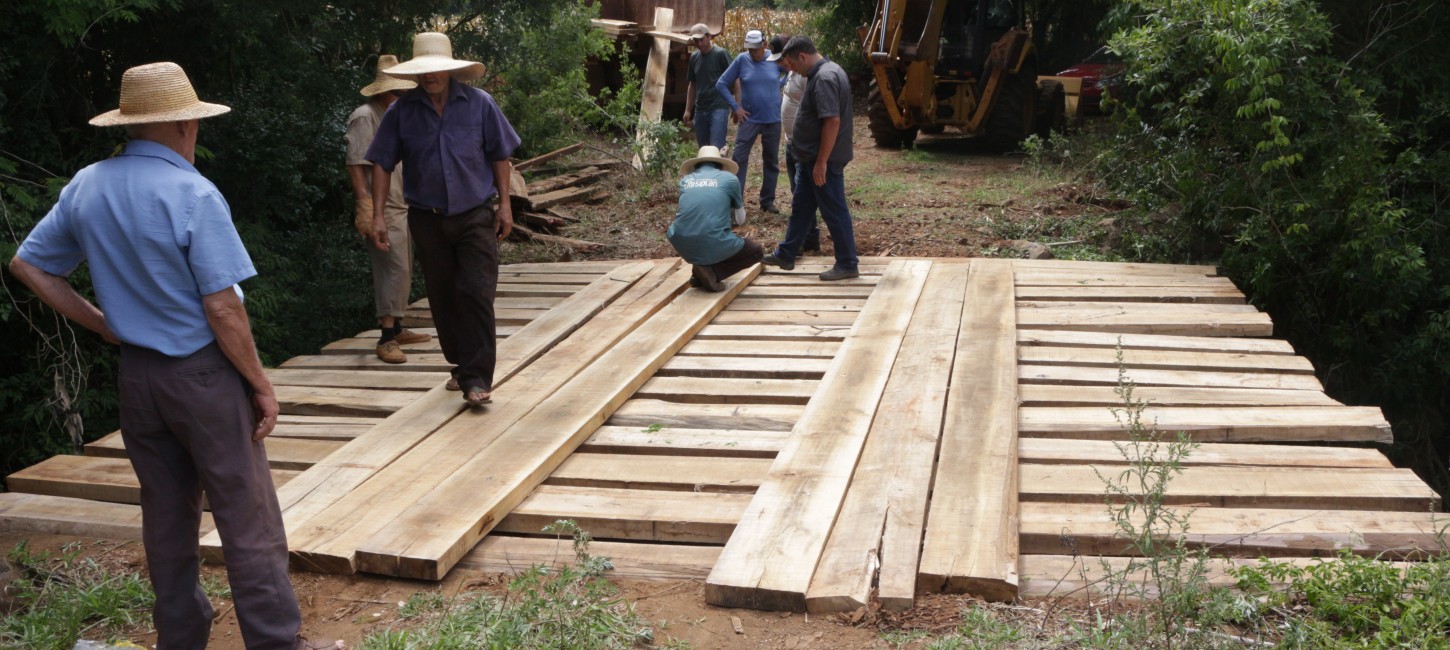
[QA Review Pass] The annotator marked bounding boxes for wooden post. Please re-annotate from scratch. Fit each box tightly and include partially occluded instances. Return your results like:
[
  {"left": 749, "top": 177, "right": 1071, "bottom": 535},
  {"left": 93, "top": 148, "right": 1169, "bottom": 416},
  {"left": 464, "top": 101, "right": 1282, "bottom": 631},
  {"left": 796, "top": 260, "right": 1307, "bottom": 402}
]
[{"left": 634, "top": 7, "right": 675, "bottom": 169}]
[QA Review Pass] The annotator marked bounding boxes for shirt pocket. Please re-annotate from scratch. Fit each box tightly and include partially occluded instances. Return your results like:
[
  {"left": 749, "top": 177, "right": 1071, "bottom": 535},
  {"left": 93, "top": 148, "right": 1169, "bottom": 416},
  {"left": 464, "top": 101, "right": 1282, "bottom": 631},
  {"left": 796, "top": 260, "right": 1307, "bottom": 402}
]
[{"left": 445, "top": 122, "right": 485, "bottom": 164}]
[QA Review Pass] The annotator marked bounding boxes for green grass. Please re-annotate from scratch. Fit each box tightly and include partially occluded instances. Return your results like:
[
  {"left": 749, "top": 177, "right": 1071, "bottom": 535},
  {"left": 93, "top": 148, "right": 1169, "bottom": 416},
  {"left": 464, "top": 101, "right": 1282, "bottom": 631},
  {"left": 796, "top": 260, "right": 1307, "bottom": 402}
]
[{"left": 0, "top": 542, "right": 155, "bottom": 650}]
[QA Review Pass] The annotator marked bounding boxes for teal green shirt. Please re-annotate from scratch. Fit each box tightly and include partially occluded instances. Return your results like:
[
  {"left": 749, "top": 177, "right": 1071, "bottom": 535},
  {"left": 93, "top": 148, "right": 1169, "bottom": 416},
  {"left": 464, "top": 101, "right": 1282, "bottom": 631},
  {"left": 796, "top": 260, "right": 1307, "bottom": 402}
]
[{"left": 667, "top": 165, "right": 744, "bottom": 265}]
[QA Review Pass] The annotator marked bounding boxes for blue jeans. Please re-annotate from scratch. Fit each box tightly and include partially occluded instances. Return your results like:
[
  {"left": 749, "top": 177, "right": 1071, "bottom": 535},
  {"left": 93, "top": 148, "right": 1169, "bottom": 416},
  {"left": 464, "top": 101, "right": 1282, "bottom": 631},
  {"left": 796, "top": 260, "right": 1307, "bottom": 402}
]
[
  {"left": 775, "top": 161, "right": 858, "bottom": 271},
  {"left": 731, "top": 121, "right": 781, "bottom": 209},
  {"left": 693, "top": 108, "right": 729, "bottom": 148}
]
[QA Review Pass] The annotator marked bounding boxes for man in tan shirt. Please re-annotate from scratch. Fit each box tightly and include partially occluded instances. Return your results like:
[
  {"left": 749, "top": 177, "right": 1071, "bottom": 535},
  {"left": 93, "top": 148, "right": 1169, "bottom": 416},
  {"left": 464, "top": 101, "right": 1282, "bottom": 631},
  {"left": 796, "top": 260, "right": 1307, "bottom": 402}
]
[{"left": 346, "top": 54, "right": 430, "bottom": 363}]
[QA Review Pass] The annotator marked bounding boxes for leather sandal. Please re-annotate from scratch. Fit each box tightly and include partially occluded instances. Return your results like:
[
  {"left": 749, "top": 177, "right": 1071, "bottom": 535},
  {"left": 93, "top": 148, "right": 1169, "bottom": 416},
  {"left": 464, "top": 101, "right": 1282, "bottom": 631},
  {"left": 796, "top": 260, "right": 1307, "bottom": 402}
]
[
  {"left": 464, "top": 387, "right": 492, "bottom": 407},
  {"left": 446, "top": 377, "right": 460, "bottom": 391}
]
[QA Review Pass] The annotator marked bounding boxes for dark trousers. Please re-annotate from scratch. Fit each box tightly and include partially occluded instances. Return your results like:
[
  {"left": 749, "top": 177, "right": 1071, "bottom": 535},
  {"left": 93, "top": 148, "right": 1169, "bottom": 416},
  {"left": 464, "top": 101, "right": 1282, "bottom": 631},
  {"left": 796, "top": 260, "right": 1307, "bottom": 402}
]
[
  {"left": 118, "top": 343, "right": 299, "bottom": 650},
  {"left": 775, "top": 161, "right": 859, "bottom": 271},
  {"left": 409, "top": 203, "right": 499, "bottom": 392},
  {"left": 707, "top": 238, "right": 765, "bottom": 282},
  {"left": 781, "top": 145, "right": 820, "bottom": 251}
]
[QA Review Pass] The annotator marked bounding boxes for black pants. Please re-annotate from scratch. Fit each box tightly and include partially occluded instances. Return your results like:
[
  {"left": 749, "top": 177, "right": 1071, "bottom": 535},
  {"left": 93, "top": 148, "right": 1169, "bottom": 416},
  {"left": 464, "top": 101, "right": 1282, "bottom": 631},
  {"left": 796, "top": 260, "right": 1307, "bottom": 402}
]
[
  {"left": 119, "top": 343, "right": 300, "bottom": 650},
  {"left": 708, "top": 238, "right": 765, "bottom": 282},
  {"left": 408, "top": 204, "right": 500, "bottom": 392}
]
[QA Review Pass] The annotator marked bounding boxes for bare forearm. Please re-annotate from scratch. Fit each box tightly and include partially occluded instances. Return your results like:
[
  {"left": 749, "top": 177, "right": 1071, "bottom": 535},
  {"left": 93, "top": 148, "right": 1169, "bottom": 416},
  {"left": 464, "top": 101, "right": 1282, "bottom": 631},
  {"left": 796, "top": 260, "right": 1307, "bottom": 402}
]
[
  {"left": 8, "top": 256, "right": 114, "bottom": 342},
  {"left": 347, "top": 165, "right": 372, "bottom": 200},
  {"left": 371, "top": 166, "right": 392, "bottom": 220},
  {"left": 818, "top": 117, "right": 840, "bottom": 163},
  {"left": 202, "top": 289, "right": 272, "bottom": 395}
]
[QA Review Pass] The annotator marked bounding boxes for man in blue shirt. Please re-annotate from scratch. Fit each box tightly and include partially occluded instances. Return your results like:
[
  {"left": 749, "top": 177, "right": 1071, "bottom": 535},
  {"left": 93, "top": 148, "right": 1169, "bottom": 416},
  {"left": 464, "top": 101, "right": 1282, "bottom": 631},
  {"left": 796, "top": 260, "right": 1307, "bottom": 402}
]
[
  {"left": 667, "top": 146, "right": 764, "bottom": 291},
  {"left": 9, "top": 62, "right": 327, "bottom": 650},
  {"left": 366, "top": 32, "right": 522, "bottom": 407},
  {"left": 716, "top": 29, "right": 784, "bottom": 215}
]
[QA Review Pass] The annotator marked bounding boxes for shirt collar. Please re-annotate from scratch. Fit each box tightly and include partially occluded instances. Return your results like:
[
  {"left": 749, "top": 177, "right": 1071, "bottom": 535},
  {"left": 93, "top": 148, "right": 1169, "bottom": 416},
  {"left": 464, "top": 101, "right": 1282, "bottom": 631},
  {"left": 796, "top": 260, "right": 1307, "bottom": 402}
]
[
  {"left": 401, "top": 78, "right": 471, "bottom": 106},
  {"left": 806, "top": 57, "right": 829, "bottom": 78},
  {"left": 121, "top": 139, "right": 200, "bottom": 175}
]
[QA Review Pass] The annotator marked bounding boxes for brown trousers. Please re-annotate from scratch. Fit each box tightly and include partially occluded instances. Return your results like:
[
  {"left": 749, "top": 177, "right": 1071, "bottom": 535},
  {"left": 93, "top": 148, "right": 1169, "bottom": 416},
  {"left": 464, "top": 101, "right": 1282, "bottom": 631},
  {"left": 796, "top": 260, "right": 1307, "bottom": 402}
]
[
  {"left": 119, "top": 343, "right": 299, "bottom": 650},
  {"left": 708, "top": 238, "right": 765, "bottom": 282},
  {"left": 408, "top": 203, "right": 500, "bottom": 392}
]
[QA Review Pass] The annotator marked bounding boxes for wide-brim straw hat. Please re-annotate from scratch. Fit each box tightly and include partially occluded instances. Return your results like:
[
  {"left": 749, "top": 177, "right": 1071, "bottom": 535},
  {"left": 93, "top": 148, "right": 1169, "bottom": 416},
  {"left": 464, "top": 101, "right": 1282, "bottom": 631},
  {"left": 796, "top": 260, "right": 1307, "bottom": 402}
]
[
  {"left": 89, "top": 62, "right": 230, "bottom": 127},
  {"left": 681, "top": 146, "right": 738, "bottom": 175},
  {"left": 360, "top": 55, "right": 418, "bottom": 96},
  {"left": 384, "top": 32, "right": 486, "bottom": 82}
]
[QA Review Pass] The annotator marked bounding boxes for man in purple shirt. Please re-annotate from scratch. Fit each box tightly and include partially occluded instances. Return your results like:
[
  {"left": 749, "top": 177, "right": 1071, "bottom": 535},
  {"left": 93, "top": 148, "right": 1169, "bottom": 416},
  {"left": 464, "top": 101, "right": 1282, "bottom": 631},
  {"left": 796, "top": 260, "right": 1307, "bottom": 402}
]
[{"left": 366, "top": 32, "right": 521, "bottom": 407}]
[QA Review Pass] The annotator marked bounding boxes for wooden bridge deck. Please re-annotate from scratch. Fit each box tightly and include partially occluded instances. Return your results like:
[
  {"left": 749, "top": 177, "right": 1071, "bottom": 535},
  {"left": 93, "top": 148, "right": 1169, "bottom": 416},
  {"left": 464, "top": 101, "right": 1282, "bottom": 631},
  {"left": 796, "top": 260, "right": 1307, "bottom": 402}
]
[{"left": 3, "top": 257, "right": 1444, "bottom": 612}]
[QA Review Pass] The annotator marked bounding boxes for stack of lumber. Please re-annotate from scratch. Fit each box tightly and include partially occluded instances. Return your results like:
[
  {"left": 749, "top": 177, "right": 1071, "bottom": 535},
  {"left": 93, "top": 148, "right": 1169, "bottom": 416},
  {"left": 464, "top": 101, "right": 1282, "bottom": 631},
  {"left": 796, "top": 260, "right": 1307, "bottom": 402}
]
[
  {"left": 505, "top": 142, "right": 628, "bottom": 252},
  {"left": 591, "top": 18, "right": 639, "bottom": 38},
  {"left": 3, "top": 256, "right": 1444, "bottom": 612}
]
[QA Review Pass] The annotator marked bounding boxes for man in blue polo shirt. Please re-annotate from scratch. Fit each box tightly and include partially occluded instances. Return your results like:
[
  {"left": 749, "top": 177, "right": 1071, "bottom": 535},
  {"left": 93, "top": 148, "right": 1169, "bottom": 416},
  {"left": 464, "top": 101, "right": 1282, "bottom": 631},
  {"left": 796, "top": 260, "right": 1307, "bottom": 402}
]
[
  {"left": 8, "top": 62, "right": 328, "bottom": 650},
  {"left": 667, "top": 146, "right": 764, "bottom": 291},
  {"left": 716, "top": 29, "right": 784, "bottom": 216},
  {"left": 366, "top": 32, "right": 521, "bottom": 407}
]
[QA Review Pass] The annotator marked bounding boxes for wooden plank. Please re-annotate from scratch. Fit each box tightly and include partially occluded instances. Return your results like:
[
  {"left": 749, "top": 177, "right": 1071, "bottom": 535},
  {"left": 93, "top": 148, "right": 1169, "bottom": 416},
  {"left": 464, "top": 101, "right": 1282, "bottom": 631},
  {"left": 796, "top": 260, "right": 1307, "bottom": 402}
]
[
  {"left": 1009, "top": 259, "right": 1218, "bottom": 275},
  {"left": 494, "top": 273, "right": 601, "bottom": 284},
  {"left": 274, "top": 385, "right": 416, "bottom": 417},
  {"left": 1020, "top": 502, "right": 1447, "bottom": 559},
  {"left": 458, "top": 535, "right": 719, "bottom": 580},
  {"left": 205, "top": 261, "right": 662, "bottom": 564},
  {"left": 1019, "top": 406, "right": 1392, "bottom": 443},
  {"left": 320, "top": 338, "right": 446, "bottom": 355},
  {"left": 634, "top": 376, "right": 818, "bottom": 405},
  {"left": 279, "top": 354, "right": 451, "bottom": 372},
  {"left": 1020, "top": 464, "right": 1437, "bottom": 511},
  {"left": 0, "top": 492, "right": 215, "bottom": 540},
  {"left": 85, "top": 432, "right": 343, "bottom": 471},
  {"left": 263, "top": 423, "right": 373, "bottom": 441},
  {"left": 1019, "top": 384, "right": 1338, "bottom": 407},
  {"left": 607, "top": 400, "right": 804, "bottom": 432},
  {"left": 633, "top": 7, "right": 675, "bottom": 167},
  {"left": 918, "top": 259, "right": 1021, "bottom": 601},
  {"left": 709, "top": 311, "right": 858, "bottom": 327},
  {"left": 351, "top": 264, "right": 761, "bottom": 580},
  {"left": 655, "top": 356, "right": 832, "bottom": 379},
  {"left": 1018, "top": 438, "right": 1393, "bottom": 469},
  {"left": 547, "top": 454, "right": 771, "bottom": 492},
  {"left": 6, "top": 455, "right": 297, "bottom": 506},
  {"left": 499, "top": 261, "right": 625, "bottom": 274},
  {"left": 581, "top": 425, "right": 787, "bottom": 458},
  {"left": 807, "top": 263, "right": 968, "bottom": 613},
  {"left": 413, "top": 296, "right": 563, "bottom": 310},
  {"left": 510, "top": 224, "right": 605, "bottom": 251},
  {"left": 524, "top": 167, "right": 612, "bottom": 196},
  {"left": 495, "top": 485, "right": 750, "bottom": 544},
  {"left": 284, "top": 261, "right": 685, "bottom": 574},
  {"left": 724, "top": 298, "right": 865, "bottom": 312},
  {"left": 403, "top": 307, "right": 545, "bottom": 329},
  {"left": 1016, "top": 308, "right": 1273, "bottom": 337},
  {"left": 1020, "top": 346, "right": 1315, "bottom": 374},
  {"left": 513, "top": 142, "right": 585, "bottom": 172},
  {"left": 1014, "top": 272, "right": 1236, "bottom": 288},
  {"left": 494, "top": 284, "right": 581, "bottom": 298},
  {"left": 1019, "top": 300, "right": 1259, "bottom": 314},
  {"left": 1017, "top": 329, "right": 1295, "bottom": 355},
  {"left": 751, "top": 274, "right": 879, "bottom": 288},
  {"left": 675, "top": 339, "right": 840, "bottom": 358},
  {"left": 706, "top": 260, "right": 933, "bottom": 612},
  {"left": 695, "top": 324, "right": 850, "bottom": 341},
  {"left": 266, "top": 368, "right": 444, "bottom": 390},
  {"left": 1016, "top": 285, "right": 1245, "bottom": 304},
  {"left": 740, "top": 286, "right": 875, "bottom": 300},
  {"left": 1020, "top": 365, "right": 1322, "bottom": 391}
]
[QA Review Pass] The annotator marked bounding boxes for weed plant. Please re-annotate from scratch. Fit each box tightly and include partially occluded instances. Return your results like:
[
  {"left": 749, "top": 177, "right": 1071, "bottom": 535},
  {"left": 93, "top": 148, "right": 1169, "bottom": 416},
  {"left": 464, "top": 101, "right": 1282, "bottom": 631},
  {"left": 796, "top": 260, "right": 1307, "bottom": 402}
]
[{"left": 0, "top": 541, "right": 154, "bottom": 650}]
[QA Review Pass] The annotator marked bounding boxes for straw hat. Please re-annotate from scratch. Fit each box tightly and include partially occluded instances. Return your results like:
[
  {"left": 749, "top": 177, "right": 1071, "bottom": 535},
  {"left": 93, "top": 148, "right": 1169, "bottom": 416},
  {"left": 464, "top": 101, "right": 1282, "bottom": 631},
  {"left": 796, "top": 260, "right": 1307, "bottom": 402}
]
[
  {"left": 360, "top": 55, "right": 418, "bottom": 96},
  {"left": 384, "top": 32, "right": 486, "bottom": 82},
  {"left": 89, "top": 62, "right": 230, "bottom": 127},
  {"left": 681, "top": 146, "right": 738, "bottom": 175}
]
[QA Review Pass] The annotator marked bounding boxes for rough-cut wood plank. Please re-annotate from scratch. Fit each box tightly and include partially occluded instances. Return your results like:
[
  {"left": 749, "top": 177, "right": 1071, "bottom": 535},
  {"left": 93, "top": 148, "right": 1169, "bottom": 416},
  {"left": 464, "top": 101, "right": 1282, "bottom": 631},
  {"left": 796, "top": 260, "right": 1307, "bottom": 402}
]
[
  {"left": 709, "top": 311, "right": 858, "bottom": 327},
  {"left": 725, "top": 298, "right": 864, "bottom": 312},
  {"left": 633, "top": 7, "right": 674, "bottom": 167},
  {"left": 1018, "top": 384, "right": 1339, "bottom": 407},
  {"left": 1020, "top": 464, "right": 1436, "bottom": 511},
  {"left": 352, "top": 264, "right": 761, "bottom": 580},
  {"left": 494, "top": 272, "right": 600, "bottom": 284},
  {"left": 808, "top": 263, "right": 968, "bottom": 613},
  {"left": 511, "top": 223, "right": 605, "bottom": 252},
  {"left": 262, "top": 423, "right": 374, "bottom": 441},
  {"left": 607, "top": 400, "right": 804, "bottom": 432},
  {"left": 1016, "top": 286, "right": 1245, "bottom": 304},
  {"left": 0, "top": 492, "right": 215, "bottom": 540},
  {"left": 707, "top": 260, "right": 932, "bottom": 612},
  {"left": 495, "top": 485, "right": 750, "bottom": 544},
  {"left": 547, "top": 454, "right": 771, "bottom": 492},
  {"left": 85, "top": 432, "right": 343, "bottom": 471},
  {"left": 6, "top": 455, "right": 297, "bottom": 506},
  {"left": 1019, "top": 406, "right": 1391, "bottom": 443},
  {"left": 273, "top": 385, "right": 416, "bottom": 417},
  {"left": 403, "top": 308, "right": 545, "bottom": 329},
  {"left": 1019, "top": 300, "right": 1259, "bottom": 314},
  {"left": 499, "top": 261, "right": 625, "bottom": 274},
  {"left": 1018, "top": 438, "right": 1393, "bottom": 469},
  {"left": 494, "top": 284, "right": 580, "bottom": 298},
  {"left": 1020, "top": 503, "right": 1448, "bottom": 559},
  {"left": 458, "top": 535, "right": 719, "bottom": 580},
  {"left": 581, "top": 426, "right": 787, "bottom": 458},
  {"left": 1019, "top": 346, "right": 1315, "bottom": 374},
  {"left": 695, "top": 324, "right": 851, "bottom": 341},
  {"left": 412, "top": 296, "right": 563, "bottom": 311},
  {"left": 655, "top": 356, "right": 832, "bottom": 379},
  {"left": 513, "top": 142, "right": 586, "bottom": 172},
  {"left": 523, "top": 166, "right": 611, "bottom": 196},
  {"left": 279, "top": 354, "right": 451, "bottom": 372},
  {"left": 918, "top": 260, "right": 1020, "bottom": 602},
  {"left": 1013, "top": 273, "right": 1235, "bottom": 287},
  {"left": 1009, "top": 259, "right": 1218, "bottom": 275},
  {"left": 266, "top": 368, "right": 444, "bottom": 390},
  {"left": 1017, "top": 330, "right": 1295, "bottom": 355},
  {"left": 284, "top": 262, "right": 684, "bottom": 574},
  {"left": 1020, "top": 365, "right": 1322, "bottom": 391},
  {"left": 740, "top": 286, "right": 875, "bottom": 300},
  {"left": 675, "top": 339, "right": 840, "bottom": 358},
  {"left": 634, "top": 377, "right": 818, "bottom": 405},
  {"left": 751, "top": 274, "right": 878, "bottom": 287},
  {"left": 1016, "top": 308, "right": 1273, "bottom": 337}
]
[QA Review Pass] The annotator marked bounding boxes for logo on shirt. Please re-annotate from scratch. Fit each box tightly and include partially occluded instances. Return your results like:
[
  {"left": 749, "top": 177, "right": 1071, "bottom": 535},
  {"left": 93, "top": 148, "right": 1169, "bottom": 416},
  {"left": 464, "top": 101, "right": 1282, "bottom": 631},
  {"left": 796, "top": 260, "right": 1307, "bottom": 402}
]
[{"left": 682, "top": 178, "right": 721, "bottom": 189}]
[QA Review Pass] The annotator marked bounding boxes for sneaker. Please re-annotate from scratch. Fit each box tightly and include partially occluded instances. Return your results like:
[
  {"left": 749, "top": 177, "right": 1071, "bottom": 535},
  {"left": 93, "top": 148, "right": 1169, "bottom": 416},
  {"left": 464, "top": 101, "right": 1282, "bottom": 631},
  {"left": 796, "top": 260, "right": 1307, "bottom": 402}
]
[
  {"left": 761, "top": 253, "right": 795, "bottom": 271},
  {"left": 691, "top": 265, "right": 724, "bottom": 292},
  {"left": 393, "top": 328, "right": 431, "bottom": 345},
  {"left": 819, "top": 267, "right": 860, "bottom": 281},
  {"left": 376, "top": 339, "right": 407, "bottom": 364}
]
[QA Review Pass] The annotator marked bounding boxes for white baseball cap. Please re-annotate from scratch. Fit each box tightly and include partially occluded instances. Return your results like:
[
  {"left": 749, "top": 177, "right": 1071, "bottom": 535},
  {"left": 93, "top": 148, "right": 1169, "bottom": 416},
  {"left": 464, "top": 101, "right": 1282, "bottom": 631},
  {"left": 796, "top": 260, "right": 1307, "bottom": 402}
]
[{"left": 744, "top": 30, "right": 765, "bottom": 49}]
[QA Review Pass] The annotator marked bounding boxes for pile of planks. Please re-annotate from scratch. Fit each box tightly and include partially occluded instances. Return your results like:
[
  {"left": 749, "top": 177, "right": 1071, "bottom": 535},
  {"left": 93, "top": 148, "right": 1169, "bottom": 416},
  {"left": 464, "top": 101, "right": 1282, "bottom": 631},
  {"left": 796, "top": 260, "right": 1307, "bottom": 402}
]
[
  {"left": 508, "top": 142, "right": 628, "bottom": 252},
  {"left": 591, "top": 18, "right": 639, "bottom": 38}
]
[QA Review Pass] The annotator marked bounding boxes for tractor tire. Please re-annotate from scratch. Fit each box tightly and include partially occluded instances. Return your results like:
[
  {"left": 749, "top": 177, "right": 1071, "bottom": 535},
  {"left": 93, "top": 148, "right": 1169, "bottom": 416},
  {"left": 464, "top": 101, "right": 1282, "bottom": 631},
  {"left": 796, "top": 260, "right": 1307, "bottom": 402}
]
[
  {"left": 920, "top": 125, "right": 946, "bottom": 135},
  {"left": 1035, "top": 79, "right": 1067, "bottom": 139},
  {"left": 868, "top": 81, "right": 918, "bottom": 149},
  {"left": 981, "top": 65, "right": 1038, "bottom": 152}
]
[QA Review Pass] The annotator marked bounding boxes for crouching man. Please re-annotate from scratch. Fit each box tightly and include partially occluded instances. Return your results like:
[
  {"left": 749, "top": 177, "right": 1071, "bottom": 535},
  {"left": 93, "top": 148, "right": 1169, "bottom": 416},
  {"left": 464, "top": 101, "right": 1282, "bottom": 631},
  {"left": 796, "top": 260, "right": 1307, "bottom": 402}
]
[{"left": 667, "top": 146, "right": 764, "bottom": 291}]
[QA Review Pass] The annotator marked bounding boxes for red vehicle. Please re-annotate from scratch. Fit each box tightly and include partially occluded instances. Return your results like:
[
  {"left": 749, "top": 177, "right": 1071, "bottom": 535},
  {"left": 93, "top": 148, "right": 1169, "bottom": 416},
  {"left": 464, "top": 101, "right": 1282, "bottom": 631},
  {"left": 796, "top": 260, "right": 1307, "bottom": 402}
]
[{"left": 1057, "top": 47, "right": 1122, "bottom": 114}]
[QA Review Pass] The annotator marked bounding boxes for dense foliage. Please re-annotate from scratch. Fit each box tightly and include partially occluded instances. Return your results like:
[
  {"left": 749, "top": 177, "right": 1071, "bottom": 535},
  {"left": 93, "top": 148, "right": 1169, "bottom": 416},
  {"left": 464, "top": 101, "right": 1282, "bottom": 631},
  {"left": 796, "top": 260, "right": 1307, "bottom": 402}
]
[
  {"left": 0, "top": 0, "right": 627, "bottom": 478},
  {"left": 1095, "top": 0, "right": 1450, "bottom": 493}
]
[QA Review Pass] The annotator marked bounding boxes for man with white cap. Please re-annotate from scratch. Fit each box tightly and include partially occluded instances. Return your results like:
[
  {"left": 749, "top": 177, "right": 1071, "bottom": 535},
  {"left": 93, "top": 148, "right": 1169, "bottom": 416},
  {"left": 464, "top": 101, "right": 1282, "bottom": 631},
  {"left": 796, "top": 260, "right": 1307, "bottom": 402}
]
[
  {"left": 346, "top": 54, "right": 431, "bottom": 365},
  {"left": 667, "top": 146, "right": 764, "bottom": 291},
  {"left": 366, "top": 32, "right": 522, "bottom": 408},
  {"left": 683, "top": 23, "right": 732, "bottom": 149},
  {"left": 715, "top": 28, "right": 784, "bottom": 215},
  {"left": 9, "top": 62, "right": 334, "bottom": 649}
]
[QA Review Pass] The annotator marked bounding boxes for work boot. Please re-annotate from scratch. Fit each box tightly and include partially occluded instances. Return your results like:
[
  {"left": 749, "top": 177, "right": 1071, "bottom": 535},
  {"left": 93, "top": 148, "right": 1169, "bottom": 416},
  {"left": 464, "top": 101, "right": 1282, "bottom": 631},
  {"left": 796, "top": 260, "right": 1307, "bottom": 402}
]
[
  {"left": 376, "top": 339, "right": 407, "bottom": 364},
  {"left": 761, "top": 252, "right": 795, "bottom": 271},
  {"left": 760, "top": 203, "right": 780, "bottom": 214},
  {"left": 819, "top": 267, "right": 860, "bottom": 282},
  {"left": 691, "top": 265, "right": 725, "bottom": 292},
  {"left": 393, "top": 328, "right": 431, "bottom": 345}
]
